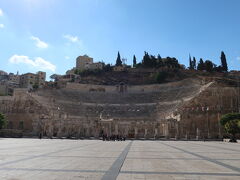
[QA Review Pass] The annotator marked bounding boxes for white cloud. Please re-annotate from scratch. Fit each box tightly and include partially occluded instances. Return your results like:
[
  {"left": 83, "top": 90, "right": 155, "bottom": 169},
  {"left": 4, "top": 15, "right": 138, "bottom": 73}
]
[
  {"left": 63, "top": 34, "right": 80, "bottom": 43},
  {"left": 0, "top": 24, "right": 4, "bottom": 28},
  {"left": 0, "top": 9, "right": 3, "bottom": 16},
  {"left": 30, "top": 36, "right": 48, "bottom": 49},
  {"left": 9, "top": 55, "right": 56, "bottom": 72},
  {"left": 65, "top": 56, "right": 70, "bottom": 60},
  {"left": 237, "top": 57, "right": 240, "bottom": 61}
]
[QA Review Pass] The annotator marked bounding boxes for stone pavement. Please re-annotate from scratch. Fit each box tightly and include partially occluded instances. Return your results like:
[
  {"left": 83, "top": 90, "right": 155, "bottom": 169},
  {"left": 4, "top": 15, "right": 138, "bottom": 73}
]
[{"left": 0, "top": 139, "right": 239, "bottom": 180}]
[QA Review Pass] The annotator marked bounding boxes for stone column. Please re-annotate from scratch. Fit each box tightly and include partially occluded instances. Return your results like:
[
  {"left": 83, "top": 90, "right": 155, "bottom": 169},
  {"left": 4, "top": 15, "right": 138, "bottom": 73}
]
[
  {"left": 124, "top": 127, "right": 128, "bottom": 137},
  {"left": 109, "top": 123, "right": 112, "bottom": 136},
  {"left": 57, "top": 126, "right": 62, "bottom": 138},
  {"left": 86, "top": 127, "right": 90, "bottom": 137},
  {"left": 207, "top": 112, "right": 210, "bottom": 139},
  {"left": 196, "top": 128, "right": 199, "bottom": 140},
  {"left": 154, "top": 128, "right": 158, "bottom": 139},
  {"left": 144, "top": 128, "right": 148, "bottom": 139},
  {"left": 134, "top": 127, "right": 138, "bottom": 139},
  {"left": 115, "top": 124, "right": 118, "bottom": 135},
  {"left": 48, "top": 123, "right": 53, "bottom": 138},
  {"left": 163, "top": 123, "right": 169, "bottom": 139},
  {"left": 175, "top": 122, "right": 179, "bottom": 140},
  {"left": 77, "top": 126, "right": 81, "bottom": 138}
]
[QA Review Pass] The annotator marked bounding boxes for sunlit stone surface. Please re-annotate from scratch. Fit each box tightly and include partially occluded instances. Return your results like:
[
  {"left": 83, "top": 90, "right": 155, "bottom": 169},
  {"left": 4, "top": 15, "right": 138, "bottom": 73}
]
[{"left": 0, "top": 138, "right": 239, "bottom": 180}]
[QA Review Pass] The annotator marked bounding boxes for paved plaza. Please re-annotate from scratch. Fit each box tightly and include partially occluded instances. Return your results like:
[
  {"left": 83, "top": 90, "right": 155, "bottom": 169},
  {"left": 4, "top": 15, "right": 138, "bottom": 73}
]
[{"left": 0, "top": 139, "right": 239, "bottom": 180}]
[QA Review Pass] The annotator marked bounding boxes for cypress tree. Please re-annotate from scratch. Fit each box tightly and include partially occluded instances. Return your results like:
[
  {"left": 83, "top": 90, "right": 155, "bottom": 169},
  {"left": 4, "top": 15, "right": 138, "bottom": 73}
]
[
  {"left": 193, "top": 57, "right": 196, "bottom": 69},
  {"left": 221, "top": 51, "right": 228, "bottom": 72},
  {"left": 189, "top": 54, "right": 193, "bottom": 69},
  {"left": 133, "top": 55, "right": 137, "bottom": 66},
  {"left": 116, "top": 51, "right": 122, "bottom": 66},
  {"left": 157, "top": 54, "right": 162, "bottom": 67}
]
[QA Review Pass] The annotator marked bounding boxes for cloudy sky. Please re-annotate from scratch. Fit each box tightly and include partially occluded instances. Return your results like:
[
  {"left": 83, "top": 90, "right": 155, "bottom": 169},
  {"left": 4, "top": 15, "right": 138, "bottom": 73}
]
[{"left": 0, "top": 0, "right": 240, "bottom": 79}]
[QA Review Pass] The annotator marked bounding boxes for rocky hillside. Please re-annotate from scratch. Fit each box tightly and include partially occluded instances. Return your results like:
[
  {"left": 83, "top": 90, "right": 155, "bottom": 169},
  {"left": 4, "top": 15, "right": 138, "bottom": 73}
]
[{"left": 73, "top": 68, "right": 238, "bottom": 86}]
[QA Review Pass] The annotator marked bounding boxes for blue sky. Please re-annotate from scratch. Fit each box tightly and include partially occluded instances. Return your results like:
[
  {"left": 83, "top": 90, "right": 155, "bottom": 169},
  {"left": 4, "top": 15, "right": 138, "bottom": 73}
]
[{"left": 0, "top": 0, "right": 240, "bottom": 79}]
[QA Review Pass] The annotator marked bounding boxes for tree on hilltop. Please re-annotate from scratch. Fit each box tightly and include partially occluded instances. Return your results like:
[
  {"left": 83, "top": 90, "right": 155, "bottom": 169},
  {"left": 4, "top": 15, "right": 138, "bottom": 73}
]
[
  {"left": 189, "top": 55, "right": 193, "bottom": 69},
  {"left": 133, "top": 55, "right": 137, "bottom": 67},
  {"left": 193, "top": 57, "right": 197, "bottom": 70},
  {"left": 221, "top": 51, "right": 228, "bottom": 72},
  {"left": 205, "top": 60, "right": 214, "bottom": 72},
  {"left": 157, "top": 54, "right": 163, "bottom": 67},
  {"left": 142, "top": 51, "right": 151, "bottom": 67},
  {"left": 115, "top": 51, "right": 122, "bottom": 66},
  {"left": 157, "top": 54, "right": 162, "bottom": 61},
  {"left": 142, "top": 52, "right": 159, "bottom": 68},
  {"left": 197, "top": 58, "right": 204, "bottom": 70}
]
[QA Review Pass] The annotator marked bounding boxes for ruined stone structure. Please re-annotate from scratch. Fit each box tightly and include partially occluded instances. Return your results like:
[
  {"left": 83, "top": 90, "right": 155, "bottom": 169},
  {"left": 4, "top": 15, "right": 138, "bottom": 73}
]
[{"left": 0, "top": 77, "right": 239, "bottom": 139}]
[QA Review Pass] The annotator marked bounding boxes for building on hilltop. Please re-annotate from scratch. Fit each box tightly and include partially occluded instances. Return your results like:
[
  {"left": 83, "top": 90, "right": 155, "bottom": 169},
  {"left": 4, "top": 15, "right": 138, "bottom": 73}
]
[
  {"left": 7, "top": 72, "right": 21, "bottom": 95},
  {"left": 0, "top": 71, "right": 20, "bottom": 95},
  {"left": 20, "top": 71, "right": 46, "bottom": 89},
  {"left": 86, "top": 62, "right": 103, "bottom": 70},
  {"left": 0, "top": 70, "right": 8, "bottom": 76},
  {"left": 76, "top": 55, "right": 93, "bottom": 70},
  {"left": 9, "top": 72, "right": 20, "bottom": 85},
  {"left": 66, "top": 68, "right": 76, "bottom": 75},
  {"left": 37, "top": 71, "right": 46, "bottom": 87},
  {"left": 76, "top": 55, "right": 103, "bottom": 71},
  {"left": 0, "top": 73, "right": 8, "bottom": 81},
  {"left": 0, "top": 71, "right": 46, "bottom": 95},
  {"left": 0, "top": 81, "right": 7, "bottom": 95},
  {"left": 20, "top": 73, "right": 37, "bottom": 89}
]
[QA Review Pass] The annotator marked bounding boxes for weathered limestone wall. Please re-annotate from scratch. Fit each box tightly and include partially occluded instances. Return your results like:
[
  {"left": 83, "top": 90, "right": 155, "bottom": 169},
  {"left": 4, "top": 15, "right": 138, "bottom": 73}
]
[
  {"left": 0, "top": 84, "right": 8, "bottom": 95},
  {"left": 0, "top": 89, "right": 50, "bottom": 136},
  {"left": 65, "top": 78, "right": 201, "bottom": 93},
  {"left": 178, "top": 86, "right": 239, "bottom": 139}
]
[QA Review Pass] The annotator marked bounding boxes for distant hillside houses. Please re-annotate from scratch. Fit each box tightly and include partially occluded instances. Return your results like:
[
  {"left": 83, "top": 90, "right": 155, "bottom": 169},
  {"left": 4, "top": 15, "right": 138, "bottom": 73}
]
[{"left": 0, "top": 71, "right": 46, "bottom": 95}]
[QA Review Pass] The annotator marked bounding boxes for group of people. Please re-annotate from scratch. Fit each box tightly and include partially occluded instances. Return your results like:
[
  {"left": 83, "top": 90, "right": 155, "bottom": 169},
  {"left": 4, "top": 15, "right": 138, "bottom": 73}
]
[{"left": 102, "top": 134, "right": 126, "bottom": 141}]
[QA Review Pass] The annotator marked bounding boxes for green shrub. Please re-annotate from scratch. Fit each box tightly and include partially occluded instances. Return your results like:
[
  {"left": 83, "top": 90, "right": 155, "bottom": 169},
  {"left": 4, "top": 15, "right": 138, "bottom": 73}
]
[
  {"left": 220, "top": 113, "right": 240, "bottom": 142},
  {"left": 155, "top": 72, "right": 168, "bottom": 83},
  {"left": 0, "top": 113, "right": 7, "bottom": 129}
]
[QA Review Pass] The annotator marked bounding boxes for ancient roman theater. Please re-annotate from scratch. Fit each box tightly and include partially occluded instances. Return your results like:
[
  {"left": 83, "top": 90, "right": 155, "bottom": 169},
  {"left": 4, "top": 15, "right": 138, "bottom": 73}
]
[{"left": 0, "top": 77, "right": 238, "bottom": 139}]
